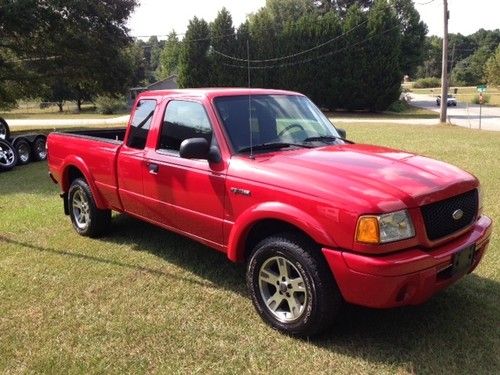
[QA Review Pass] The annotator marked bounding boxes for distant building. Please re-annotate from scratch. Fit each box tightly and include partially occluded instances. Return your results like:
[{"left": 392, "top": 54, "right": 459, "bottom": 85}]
[{"left": 128, "top": 74, "right": 178, "bottom": 107}]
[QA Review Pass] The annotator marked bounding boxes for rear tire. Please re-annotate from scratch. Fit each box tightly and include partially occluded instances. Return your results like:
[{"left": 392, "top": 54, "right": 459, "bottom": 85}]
[
  {"left": 246, "top": 233, "right": 342, "bottom": 337},
  {"left": 13, "top": 138, "right": 32, "bottom": 165},
  {"left": 0, "top": 118, "right": 10, "bottom": 141},
  {"left": 68, "top": 178, "right": 111, "bottom": 237},
  {"left": 0, "top": 139, "right": 17, "bottom": 171},
  {"left": 32, "top": 136, "right": 47, "bottom": 161}
]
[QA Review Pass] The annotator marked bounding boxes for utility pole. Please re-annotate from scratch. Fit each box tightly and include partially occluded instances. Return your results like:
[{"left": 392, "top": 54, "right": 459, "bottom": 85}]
[{"left": 440, "top": 0, "right": 449, "bottom": 123}]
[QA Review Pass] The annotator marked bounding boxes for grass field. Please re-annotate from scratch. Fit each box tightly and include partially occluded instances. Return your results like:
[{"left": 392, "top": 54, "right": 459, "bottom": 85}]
[
  {"left": 411, "top": 86, "right": 500, "bottom": 106},
  {"left": 0, "top": 102, "right": 127, "bottom": 120},
  {"left": 327, "top": 105, "right": 438, "bottom": 119},
  {"left": 1, "top": 124, "right": 499, "bottom": 374}
]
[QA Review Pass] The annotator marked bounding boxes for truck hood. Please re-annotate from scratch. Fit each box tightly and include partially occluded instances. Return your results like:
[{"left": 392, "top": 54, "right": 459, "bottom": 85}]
[{"left": 230, "top": 144, "right": 477, "bottom": 212}]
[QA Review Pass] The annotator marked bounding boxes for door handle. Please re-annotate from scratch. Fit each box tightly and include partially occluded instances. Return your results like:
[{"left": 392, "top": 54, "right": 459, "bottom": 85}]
[{"left": 148, "top": 163, "right": 159, "bottom": 175}]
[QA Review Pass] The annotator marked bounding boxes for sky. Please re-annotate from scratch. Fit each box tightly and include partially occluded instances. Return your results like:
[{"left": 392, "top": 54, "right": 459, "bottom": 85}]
[{"left": 127, "top": 0, "right": 500, "bottom": 39}]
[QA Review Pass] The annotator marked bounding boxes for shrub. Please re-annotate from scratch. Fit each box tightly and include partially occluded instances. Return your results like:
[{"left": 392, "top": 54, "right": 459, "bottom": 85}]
[
  {"left": 386, "top": 100, "right": 409, "bottom": 113},
  {"left": 94, "top": 95, "right": 126, "bottom": 114},
  {"left": 471, "top": 94, "right": 490, "bottom": 105},
  {"left": 413, "top": 77, "right": 441, "bottom": 88}
]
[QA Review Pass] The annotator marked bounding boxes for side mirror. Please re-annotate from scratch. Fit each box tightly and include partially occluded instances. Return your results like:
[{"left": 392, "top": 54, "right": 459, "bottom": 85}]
[
  {"left": 337, "top": 128, "right": 347, "bottom": 139},
  {"left": 179, "top": 138, "right": 221, "bottom": 163}
]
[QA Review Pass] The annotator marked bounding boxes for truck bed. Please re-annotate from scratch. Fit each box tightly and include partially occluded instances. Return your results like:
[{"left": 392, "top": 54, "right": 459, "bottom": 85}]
[
  {"left": 47, "top": 128, "right": 127, "bottom": 211},
  {"left": 60, "top": 128, "right": 127, "bottom": 143}
]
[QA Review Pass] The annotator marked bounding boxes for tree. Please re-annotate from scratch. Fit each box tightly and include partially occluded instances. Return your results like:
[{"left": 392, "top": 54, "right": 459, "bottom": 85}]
[
  {"left": 210, "top": 8, "right": 237, "bottom": 86},
  {"left": 363, "top": 0, "right": 402, "bottom": 111},
  {"left": 485, "top": 45, "right": 500, "bottom": 86},
  {"left": 157, "top": 32, "right": 182, "bottom": 79},
  {"left": 143, "top": 36, "right": 164, "bottom": 83},
  {"left": 389, "top": 0, "right": 427, "bottom": 77},
  {"left": 126, "top": 41, "right": 148, "bottom": 87},
  {"left": 451, "top": 47, "right": 492, "bottom": 86},
  {"left": 313, "top": 0, "right": 373, "bottom": 15},
  {"left": 263, "top": 0, "right": 315, "bottom": 27},
  {"left": 0, "top": 0, "right": 138, "bottom": 108},
  {"left": 416, "top": 29, "right": 500, "bottom": 81},
  {"left": 337, "top": 4, "right": 369, "bottom": 110},
  {"left": 178, "top": 17, "right": 212, "bottom": 88}
]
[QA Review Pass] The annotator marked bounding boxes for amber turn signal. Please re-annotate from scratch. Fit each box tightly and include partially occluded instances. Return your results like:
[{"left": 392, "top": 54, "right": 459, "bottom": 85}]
[{"left": 356, "top": 216, "right": 380, "bottom": 244}]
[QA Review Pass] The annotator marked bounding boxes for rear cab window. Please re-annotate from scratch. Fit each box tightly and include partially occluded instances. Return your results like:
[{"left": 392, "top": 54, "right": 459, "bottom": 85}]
[
  {"left": 158, "top": 100, "right": 213, "bottom": 153},
  {"left": 127, "top": 99, "right": 157, "bottom": 149}
]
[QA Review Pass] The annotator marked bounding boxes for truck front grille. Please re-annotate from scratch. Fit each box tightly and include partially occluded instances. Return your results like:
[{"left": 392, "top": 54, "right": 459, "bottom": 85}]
[{"left": 421, "top": 189, "right": 478, "bottom": 241}]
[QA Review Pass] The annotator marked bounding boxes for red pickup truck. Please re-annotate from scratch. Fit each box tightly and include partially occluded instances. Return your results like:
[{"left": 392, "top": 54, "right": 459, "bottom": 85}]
[{"left": 47, "top": 88, "right": 492, "bottom": 337}]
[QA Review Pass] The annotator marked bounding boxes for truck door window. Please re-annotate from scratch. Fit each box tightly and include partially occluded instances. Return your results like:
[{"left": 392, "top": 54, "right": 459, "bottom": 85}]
[
  {"left": 127, "top": 99, "right": 156, "bottom": 149},
  {"left": 159, "top": 100, "right": 212, "bottom": 152}
]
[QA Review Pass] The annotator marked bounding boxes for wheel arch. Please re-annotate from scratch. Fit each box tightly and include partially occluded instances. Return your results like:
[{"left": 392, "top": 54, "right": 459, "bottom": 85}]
[
  {"left": 60, "top": 157, "right": 108, "bottom": 210},
  {"left": 227, "top": 202, "right": 337, "bottom": 263}
]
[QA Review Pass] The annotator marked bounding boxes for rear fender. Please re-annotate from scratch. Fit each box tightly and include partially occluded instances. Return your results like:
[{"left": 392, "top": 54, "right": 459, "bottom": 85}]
[
  {"left": 227, "top": 202, "right": 336, "bottom": 262},
  {"left": 61, "top": 155, "right": 108, "bottom": 210}
]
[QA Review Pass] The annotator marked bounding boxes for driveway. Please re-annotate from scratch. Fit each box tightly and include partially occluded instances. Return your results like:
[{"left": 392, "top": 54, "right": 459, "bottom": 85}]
[{"left": 410, "top": 93, "right": 500, "bottom": 131}]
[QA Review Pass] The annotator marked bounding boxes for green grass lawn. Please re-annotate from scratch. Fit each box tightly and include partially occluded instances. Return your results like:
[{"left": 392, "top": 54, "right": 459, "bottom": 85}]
[
  {"left": 327, "top": 105, "right": 439, "bottom": 120},
  {"left": 0, "top": 124, "right": 499, "bottom": 374},
  {"left": 0, "top": 103, "right": 128, "bottom": 120}
]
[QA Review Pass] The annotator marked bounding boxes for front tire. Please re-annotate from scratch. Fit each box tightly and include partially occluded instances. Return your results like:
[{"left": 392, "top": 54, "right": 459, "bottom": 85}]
[
  {"left": 246, "top": 233, "right": 341, "bottom": 337},
  {"left": 68, "top": 178, "right": 111, "bottom": 237}
]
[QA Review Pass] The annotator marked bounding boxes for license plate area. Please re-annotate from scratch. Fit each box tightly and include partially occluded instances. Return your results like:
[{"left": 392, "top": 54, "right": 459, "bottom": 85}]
[
  {"left": 438, "top": 244, "right": 475, "bottom": 280},
  {"left": 451, "top": 244, "right": 475, "bottom": 276}
]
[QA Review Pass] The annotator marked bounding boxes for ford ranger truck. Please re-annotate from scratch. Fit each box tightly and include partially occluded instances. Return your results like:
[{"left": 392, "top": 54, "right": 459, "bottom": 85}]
[{"left": 47, "top": 88, "right": 492, "bottom": 337}]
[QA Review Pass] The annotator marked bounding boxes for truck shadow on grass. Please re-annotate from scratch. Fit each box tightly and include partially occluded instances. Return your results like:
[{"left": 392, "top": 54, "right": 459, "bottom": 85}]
[
  {"left": 102, "top": 213, "right": 248, "bottom": 296},
  {"left": 2, "top": 213, "right": 497, "bottom": 374},
  {"left": 103, "top": 214, "right": 499, "bottom": 374},
  {"left": 318, "top": 282, "right": 500, "bottom": 374}
]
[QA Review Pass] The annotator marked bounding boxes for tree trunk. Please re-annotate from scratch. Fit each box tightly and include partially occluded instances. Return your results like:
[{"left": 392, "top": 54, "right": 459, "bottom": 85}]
[
  {"left": 77, "top": 98, "right": 82, "bottom": 112},
  {"left": 57, "top": 102, "right": 63, "bottom": 112}
]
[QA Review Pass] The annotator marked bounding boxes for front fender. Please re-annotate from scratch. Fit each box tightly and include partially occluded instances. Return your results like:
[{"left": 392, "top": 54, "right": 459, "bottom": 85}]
[
  {"left": 61, "top": 155, "right": 108, "bottom": 210},
  {"left": 227, "top": 201, "right": 337, "bottom": 262}
]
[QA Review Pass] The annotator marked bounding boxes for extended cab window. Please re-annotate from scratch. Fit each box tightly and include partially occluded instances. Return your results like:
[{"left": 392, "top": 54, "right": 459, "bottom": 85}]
[
  {"left": 159, "top": 101, "right": 212, "bottom": 152},
  {"left": 127, "top": 99, "right": 156, "bottom": 149}
]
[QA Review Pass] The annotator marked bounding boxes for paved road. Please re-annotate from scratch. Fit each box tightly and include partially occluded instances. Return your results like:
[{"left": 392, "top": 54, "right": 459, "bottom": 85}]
[
  {"left": 5, "top": 98, "right": 500, "bottom": 132},
  {"left": 409, "top": 93, "right": 500, "bottom": 131}
]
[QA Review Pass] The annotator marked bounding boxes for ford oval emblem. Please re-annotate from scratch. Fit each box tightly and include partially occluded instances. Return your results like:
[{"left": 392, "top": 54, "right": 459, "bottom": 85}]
[{"left": 452, "top": 209, "right": 464, "bottom": 220}]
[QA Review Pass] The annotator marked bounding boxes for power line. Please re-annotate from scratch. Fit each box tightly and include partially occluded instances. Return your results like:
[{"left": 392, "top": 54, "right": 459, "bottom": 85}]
[
  {"left": 221, "top": 24, "right": 400, "bottom": 70},
  {"left": 415, "top": 0, "right": 436, "bottom": 5},
  {"left": 212, "top": 20, "right": 369, "bottom": 63}
]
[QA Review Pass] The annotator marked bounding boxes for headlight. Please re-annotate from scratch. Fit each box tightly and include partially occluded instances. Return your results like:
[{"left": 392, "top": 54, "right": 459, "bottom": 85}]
[{"left": 356, "top": 210, "right": 415, "bottom": 244}]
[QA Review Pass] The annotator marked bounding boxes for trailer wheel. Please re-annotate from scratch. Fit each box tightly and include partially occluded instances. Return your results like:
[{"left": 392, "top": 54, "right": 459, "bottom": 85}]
[
  {"left": 13, "top": 138, "right": 32, "bottom": 165},
  {"left": 0, "top": 139, "right": 18, "bottom": 171},
  {"left": 32, "top": 136, "right": 47, "bottom": 161},
  {"left": 0, "top": 118, "right": 10, "bottom": 141}
]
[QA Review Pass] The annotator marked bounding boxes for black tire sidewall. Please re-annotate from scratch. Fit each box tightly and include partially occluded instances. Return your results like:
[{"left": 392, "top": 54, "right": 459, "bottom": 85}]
[
  {"left": 247, "top": 235, "right": 336, "bottom": 336},
  {"left": 0, "top": 139, "right": 18, "bottom": 171},
  {"left": 68, "top": 179, "right": 95, "bottom": 236},
  {"left": 0, "top": 118, "right": 10, "bottom": 141},
  {"left": 14, "top": 139, "right": 32, "bottom": 165},
  {"left": 32, "top": 136, "right": 47, "bottom": 161}
]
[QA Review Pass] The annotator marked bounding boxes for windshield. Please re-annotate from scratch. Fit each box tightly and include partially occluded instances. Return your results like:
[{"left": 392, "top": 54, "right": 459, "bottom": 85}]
[{"left": 213, "top": 95, "right": 343, "bottom": 153}]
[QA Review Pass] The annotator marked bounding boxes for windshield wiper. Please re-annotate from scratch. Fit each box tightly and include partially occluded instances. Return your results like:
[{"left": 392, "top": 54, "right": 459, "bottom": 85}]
[
  {"left": 238, "top": 142, "right": 312, "bottom": 153},
  {"left": 303, "top": 135, "right": 353, "bottom": 144}
]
